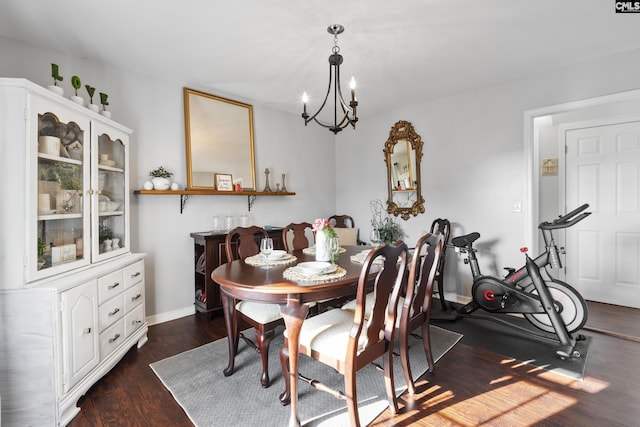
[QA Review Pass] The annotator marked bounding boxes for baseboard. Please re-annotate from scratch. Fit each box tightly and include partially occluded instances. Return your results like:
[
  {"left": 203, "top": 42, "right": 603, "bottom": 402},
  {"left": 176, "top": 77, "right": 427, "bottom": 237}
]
[{"left": 146, "top": 305, "right": 195, "bottom": 326}]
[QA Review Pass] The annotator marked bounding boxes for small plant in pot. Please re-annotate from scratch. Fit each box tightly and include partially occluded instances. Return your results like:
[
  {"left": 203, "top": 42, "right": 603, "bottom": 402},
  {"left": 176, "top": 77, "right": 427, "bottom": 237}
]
[
  {"left": 99, "top": 224, "right": 114, "bottom": 252},
  {"left": 37, "top": 237, "right": 47, "bottom": 269},
  {"left": 149, "top": 166, "right": 173, "bottom": 190}
]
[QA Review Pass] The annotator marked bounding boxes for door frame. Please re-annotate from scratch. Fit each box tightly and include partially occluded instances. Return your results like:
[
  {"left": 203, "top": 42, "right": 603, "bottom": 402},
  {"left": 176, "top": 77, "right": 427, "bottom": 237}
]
[{"left": 523, "top": 89, "right": 640, "bottom": 254}]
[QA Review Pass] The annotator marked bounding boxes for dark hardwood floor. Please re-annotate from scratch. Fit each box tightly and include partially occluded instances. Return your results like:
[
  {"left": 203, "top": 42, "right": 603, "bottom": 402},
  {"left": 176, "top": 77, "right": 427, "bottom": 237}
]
[{"left": 68, "top": 301, "right": 640, "bottom": 426}]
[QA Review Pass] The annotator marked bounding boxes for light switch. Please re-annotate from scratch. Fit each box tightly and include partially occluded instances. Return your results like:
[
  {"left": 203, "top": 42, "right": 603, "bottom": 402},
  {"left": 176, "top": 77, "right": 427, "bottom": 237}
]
[{"left": 512, "top": 200, "right": 522, "bottom": 213}]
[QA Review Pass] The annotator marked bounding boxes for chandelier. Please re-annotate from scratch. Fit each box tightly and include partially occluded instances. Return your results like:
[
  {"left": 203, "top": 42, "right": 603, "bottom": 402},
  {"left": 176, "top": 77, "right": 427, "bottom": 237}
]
[{"left": 302, "top": 24, "right": 358, "bottom": 134}]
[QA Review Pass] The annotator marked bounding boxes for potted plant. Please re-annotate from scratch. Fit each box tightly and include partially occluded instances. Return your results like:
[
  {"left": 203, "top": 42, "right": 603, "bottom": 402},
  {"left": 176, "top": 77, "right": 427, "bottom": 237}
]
[
  {"left": 99, "top": 92, "right": 111, "bottom": 118},
  {"left": 69, "top": 75, "right": 84, "bottom": 105},
  {"left": 48, "top": 63, "right": 64, "bottom": 96},
  {"left": 370, "top": 199, "right": 403, "bottom": 244},
  {"left": 99, "top": 224, "right": 114, "bottom": 252},
  {"left": 149, "top": 166, "right": 173, "bottom": 190},
  {"left": 37, "top": 237, "right": 47, "bottom": 269},
  {"left": 85, "top": 84, "right": 100, "bottom": 112}
]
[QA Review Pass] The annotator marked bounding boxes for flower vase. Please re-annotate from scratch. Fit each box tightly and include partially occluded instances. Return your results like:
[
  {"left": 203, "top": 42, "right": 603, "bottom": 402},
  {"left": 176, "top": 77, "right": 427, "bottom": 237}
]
[{"left": 315, "top": 231, "right": 330, "bottom": 262}]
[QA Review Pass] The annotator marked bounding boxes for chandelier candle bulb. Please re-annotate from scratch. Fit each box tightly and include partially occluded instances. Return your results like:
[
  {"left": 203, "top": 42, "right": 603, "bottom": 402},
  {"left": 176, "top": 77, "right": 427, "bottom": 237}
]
[{"left": 350, "top": 77, "right": 356, "bottom": 101}]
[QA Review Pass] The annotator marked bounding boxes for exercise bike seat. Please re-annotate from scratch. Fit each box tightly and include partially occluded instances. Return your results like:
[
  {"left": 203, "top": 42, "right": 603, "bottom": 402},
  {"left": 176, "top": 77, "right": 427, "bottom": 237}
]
[{"left": 451, "top": 232, "right": 481, "bottom": 248}]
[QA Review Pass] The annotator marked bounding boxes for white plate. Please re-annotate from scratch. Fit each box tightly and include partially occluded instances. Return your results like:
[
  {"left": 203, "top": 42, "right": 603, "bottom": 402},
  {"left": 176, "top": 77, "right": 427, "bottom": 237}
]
[
  {"left": 267, "top": 250, "right": 287, "bottom": 260},
  {"left": 296, "top": 261, "right": 337, "bottom": 275}
]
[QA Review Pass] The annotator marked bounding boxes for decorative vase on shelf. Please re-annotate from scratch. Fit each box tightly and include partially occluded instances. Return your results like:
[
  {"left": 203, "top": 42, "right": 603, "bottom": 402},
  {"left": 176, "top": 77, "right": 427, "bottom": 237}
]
[
  {"left": 315, "top": 230, "right": 330, "bottom": 262},
  {"left": 151, "top": 177, "right": 171, "bottom": 190},
  {"left": 103, "top": 239, "right": 112, "bottom": 252},
  {"left": 111, "top": 238, "right": 120, "bottom": 249}
]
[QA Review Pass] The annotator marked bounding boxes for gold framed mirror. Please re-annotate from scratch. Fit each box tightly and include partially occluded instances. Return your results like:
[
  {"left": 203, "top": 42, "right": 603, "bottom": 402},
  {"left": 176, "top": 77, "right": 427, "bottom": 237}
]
[
  {"left": 383, "top": 120, "right": 425, "bottom": 220},
  {"left": 184, "top": 88, "right": 256, "bottom": 190}
]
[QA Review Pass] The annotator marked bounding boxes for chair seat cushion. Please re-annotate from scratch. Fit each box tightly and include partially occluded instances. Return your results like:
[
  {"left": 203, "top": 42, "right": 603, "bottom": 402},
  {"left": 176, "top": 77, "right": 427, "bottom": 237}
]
[
  {"left": 236, "top": 301, "right": 283, "bottom": 323},
  {"left": 333, "top": 227, "right": 359, "bottom": 246},
  {"left": 284, "top": 309, "right": 370, "bottom": 361}
]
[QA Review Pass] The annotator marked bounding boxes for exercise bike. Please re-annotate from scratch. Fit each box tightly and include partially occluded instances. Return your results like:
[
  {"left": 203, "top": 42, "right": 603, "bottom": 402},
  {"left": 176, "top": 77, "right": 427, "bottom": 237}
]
[{"left": 444, "top": 204, "right": 591, "bottom": 359}]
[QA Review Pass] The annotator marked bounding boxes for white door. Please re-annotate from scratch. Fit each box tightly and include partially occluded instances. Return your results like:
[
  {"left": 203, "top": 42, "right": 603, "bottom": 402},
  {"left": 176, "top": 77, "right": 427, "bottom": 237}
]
[{"left": 563, "top": 120, "right": 640, "bottom": 308}]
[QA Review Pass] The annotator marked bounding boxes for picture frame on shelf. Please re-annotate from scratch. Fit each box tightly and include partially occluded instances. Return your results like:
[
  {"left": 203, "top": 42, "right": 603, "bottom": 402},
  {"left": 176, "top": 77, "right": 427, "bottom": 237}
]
[{"left": 215, "top": 173, "right": 233, "bottom": 191}]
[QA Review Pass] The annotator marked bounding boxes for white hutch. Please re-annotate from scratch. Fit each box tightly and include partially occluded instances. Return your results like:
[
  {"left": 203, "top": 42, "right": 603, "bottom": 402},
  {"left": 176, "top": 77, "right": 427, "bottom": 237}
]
[{"left": 0, "top": 78, "right": 148, "bottom": 425}]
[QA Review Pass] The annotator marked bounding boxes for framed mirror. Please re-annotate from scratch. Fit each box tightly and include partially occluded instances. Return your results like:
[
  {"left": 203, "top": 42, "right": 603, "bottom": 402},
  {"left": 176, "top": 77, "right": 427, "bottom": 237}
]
[
  {"left": 383, "top": 120, "right": 425, "bottom": 220},
  {"left": 184, "top": 88, "right": 256, "bottom": 190}
]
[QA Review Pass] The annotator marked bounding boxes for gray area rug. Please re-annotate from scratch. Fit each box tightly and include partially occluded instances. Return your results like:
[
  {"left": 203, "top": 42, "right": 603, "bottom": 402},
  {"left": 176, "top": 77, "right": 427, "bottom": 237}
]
[{"left": 150, "top": 325, "right": 462, "bottom": 427}]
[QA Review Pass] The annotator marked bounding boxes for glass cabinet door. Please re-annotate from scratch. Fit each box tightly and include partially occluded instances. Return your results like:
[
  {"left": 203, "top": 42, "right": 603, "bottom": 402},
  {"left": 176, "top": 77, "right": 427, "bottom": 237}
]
[
  {"left": 32, "top": 102, "right": 91, "bottom": 280},
  {"left": 92, "top": 121, "right": 129, "bottom": 261}
]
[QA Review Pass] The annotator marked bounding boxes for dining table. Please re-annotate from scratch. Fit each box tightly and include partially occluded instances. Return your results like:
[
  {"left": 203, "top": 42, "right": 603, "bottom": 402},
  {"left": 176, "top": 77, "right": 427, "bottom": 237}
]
[{"left": 212, "top": 245, "right": 375, "bottom": 427}]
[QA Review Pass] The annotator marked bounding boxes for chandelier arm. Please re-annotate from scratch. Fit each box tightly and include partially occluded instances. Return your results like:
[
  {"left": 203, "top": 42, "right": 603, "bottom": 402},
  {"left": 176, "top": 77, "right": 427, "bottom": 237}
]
[{"left": 304, "top": 63, "right": 336, "bottom": 125}]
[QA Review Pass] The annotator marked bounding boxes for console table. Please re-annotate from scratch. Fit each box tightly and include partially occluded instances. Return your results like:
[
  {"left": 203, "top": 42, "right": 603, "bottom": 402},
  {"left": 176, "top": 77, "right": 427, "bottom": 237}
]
[{"left": 190, "top": 228, "right": 285, "bottom": 319}]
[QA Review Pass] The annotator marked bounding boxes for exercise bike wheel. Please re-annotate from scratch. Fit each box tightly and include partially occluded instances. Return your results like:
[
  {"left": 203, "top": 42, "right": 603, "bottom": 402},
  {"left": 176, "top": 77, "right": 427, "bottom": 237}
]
[{"left": 522, "top": 279, "right": 588, "bottom": 334}]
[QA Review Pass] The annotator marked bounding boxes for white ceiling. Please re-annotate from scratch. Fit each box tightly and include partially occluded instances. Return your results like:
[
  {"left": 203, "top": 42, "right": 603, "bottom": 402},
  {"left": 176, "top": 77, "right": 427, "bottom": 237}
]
[{"left": 2, "top": 0, "right": 640, "bottom": 116}]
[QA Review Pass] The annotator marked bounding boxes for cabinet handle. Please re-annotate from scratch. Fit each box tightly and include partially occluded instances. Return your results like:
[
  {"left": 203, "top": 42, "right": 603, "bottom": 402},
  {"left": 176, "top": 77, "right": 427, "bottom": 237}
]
[
  {"left": 131, "top": 294, "right": 142, "bottom": 301},
  {"left": 109, "top": 333, "right": 121, "bottom": 343},
  {"left": 132, "top": 319, "right": 142, "bottom": 325},
  {"left": 108, "top": 307, "right": 120, "bottom": 316},
  {"left": 83, "top": 327, "right": 92, "bottom": 334},
  {"left": 131, "top": 272, "right": 141, "bottom": 278},
  {"left": 108, "top": 282, "right": 120, "bottom": 289}
]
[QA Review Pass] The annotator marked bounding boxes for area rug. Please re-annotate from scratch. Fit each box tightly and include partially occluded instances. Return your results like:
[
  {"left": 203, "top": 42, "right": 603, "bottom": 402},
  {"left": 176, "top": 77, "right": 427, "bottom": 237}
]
[
  {"left": 431, "top": 309, "right": 591, "bottom": 380},
  {"left": 150, "top": 325, "right": 462, "bottom": 427}
]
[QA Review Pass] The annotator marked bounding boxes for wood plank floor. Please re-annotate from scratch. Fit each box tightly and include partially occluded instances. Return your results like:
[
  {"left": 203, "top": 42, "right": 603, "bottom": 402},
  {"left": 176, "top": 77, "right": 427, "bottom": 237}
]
[{"left": 68, "top": 301, "right": 640, "bottom": 426}]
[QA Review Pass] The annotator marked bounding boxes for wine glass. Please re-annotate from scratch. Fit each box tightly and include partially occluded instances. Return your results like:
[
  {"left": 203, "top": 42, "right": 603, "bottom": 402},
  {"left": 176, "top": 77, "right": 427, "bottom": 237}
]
[
  {"left": 260, "top": 237, "right": 274, "bottom": 260},
  {"left": 327, "top": 236, "right": 340, "bottom": 264},
  {"left": 370, "top": 228, "right": 380, "bottom": 247}
]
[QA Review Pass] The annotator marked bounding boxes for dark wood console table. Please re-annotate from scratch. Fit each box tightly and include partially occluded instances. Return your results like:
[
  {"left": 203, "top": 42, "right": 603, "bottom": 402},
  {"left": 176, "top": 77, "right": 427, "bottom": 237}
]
[{"left": 190, "top": 227, "right": 285, "bottom": 319}]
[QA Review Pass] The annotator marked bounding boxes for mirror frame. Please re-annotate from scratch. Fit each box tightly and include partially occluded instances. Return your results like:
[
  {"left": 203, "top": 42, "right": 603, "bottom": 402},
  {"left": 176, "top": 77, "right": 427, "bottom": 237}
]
[
  {"left": 383, "top": 120, "right": 425, "bottom": 220},
  {"left": 184, "top": 87, "right": 256, "bottom": 190}
]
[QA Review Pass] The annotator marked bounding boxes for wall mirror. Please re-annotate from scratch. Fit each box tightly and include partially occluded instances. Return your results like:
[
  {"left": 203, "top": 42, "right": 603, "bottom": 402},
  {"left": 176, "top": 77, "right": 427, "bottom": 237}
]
[
  {"left": 184, "top": 88, "right": 256, "bottom": 190},
  {"left": 383, "top": 120, "right": 425, "bottom": 220}
]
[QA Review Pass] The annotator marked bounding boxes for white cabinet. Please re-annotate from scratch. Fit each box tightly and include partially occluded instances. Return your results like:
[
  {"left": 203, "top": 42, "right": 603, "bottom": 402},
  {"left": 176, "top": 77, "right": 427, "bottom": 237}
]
[{"left": 0, "top": 78, "right": 148, "bottom": 426}]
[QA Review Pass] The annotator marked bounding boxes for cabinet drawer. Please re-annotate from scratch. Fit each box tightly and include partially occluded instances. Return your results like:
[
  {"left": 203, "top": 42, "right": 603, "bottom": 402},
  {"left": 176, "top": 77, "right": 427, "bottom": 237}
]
[
  {"left": 124, "top": 260, "right": 144, "bottom": 288},
  {"left": 99, "top": 294, "right": 124, "bottom": 332},
  {"left": 125, "top": 304, "right": 145, "bottom": 338},
  {"left": 100, "top": 319, "right": 125, "bottom": 359},
  {"left": 125, "top": 282, "right": 144, "bottom": 312},
  {"left": 98, "top": 269, "right": 124, "bottom": 303}
]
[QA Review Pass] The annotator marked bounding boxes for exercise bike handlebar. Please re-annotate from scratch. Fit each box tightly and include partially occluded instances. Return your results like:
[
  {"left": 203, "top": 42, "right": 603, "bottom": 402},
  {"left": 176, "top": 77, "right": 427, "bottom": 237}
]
[{"left": 539, "top": 203, "right": 591, "bottom": 230}]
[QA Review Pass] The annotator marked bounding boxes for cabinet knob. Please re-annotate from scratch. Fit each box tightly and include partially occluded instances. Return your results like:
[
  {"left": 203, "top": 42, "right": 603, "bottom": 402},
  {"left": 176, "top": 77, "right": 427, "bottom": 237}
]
[
  {"left": 83, "top": 327, "right": 92, "bottom": 334},
  {"left": 131, "top": 294, "right": 142, "bottom": 301},
  {"left": 132, "top": 319, "right": 143, "bottom": 325},
  {"left": 108, "top": 307, "right": 120, "bottom": 316},
  {"left": 131, "top": 272, "right": 141, "bottom": 278},
  {"left": 109, "top": 333, "right": 121, "bottom": 343},
  {"left": 108, "top": 282, "right": 120, "bottom": 289}
]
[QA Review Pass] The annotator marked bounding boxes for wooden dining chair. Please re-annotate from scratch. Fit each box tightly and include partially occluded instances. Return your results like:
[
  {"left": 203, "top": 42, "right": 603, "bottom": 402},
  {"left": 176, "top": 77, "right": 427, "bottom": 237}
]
[
  {"left": 282, "top": 222, "right": 314, "bottom": 251},
  {"left": 224, "top": 226, "right": 284, "bottom": 388},
  {"left": 398, "top": 232, "right": 442, "bottom": 394},
  {"left": 279, "top": 242, "right": 409, "bottom": 427},
  {"left": 329, "top": 214, "right": 364, "bottom": 245},
  {"left": 430, "top": 218, "right": 451, "bottom": 310}
]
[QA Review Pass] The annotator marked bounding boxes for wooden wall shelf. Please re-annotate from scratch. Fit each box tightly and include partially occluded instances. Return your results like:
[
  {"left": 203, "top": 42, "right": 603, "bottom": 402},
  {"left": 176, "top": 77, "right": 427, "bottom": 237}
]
[{"left": 133, "top": 189, "right": 296, "bottom": 213}]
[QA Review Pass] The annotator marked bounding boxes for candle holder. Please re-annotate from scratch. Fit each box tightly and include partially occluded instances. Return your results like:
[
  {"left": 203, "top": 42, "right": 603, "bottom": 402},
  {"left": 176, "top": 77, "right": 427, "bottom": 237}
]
[
  {"left": 262, "top": 168, "right": 272, "bottom": 192},
  {"left": 281, "top": 173, "right": 287, "bottom": 192}
]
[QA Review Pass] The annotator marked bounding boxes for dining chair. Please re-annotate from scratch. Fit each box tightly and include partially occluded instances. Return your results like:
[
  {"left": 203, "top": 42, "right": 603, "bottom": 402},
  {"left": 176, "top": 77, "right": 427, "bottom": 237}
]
[
  {"left": 279, "top": 242, "right": 409, "bottom": 427},
  {"left": 430, "top": 218, "right": 451, "bottom": 310},
  {"left": 224, "top": 226, "right": 284, "bottom": 388},
  {"left": 329, "top": 214, "right": 364, "bottom": 245},
  {"left": 398, "top": 232, "right": 442, "bottom": 394},
  {"left": 282, "top": 222, "right": 314, "bottom": 251}
]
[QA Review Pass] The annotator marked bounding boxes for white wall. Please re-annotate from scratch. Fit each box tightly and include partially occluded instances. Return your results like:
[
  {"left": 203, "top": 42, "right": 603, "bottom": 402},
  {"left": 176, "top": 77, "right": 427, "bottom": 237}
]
[
  {"left": 337, "top": 48, "right": 640, "bottom": 299},
  {"left": 4, "top": 34, "right": 640, "bottom": 316},
  {"left": 0, "top": 36, "right": 336, "bottom": 319}
]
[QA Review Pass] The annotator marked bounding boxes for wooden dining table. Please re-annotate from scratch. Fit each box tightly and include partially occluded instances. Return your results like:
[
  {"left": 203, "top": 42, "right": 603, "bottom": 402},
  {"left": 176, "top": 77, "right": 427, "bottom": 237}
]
[{"left": 212, "top": 245, "right": 374, "bottom": 427}]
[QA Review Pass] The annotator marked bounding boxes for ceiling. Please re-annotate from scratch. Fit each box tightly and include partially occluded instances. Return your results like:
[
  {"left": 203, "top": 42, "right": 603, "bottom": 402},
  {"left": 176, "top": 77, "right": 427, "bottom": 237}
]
[{"left": 2, "top": 0, "right": 640, "bottom": 117}]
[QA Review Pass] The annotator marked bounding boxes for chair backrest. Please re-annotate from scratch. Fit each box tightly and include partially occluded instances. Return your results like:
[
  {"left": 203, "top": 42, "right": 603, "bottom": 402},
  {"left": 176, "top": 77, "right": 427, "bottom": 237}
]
[
  {"left": 329, "top": 215, "right": 360, "bottom": 245},
  {"left": 401, "top": 232, "right": 442, "bottom": 328},
  {"left": 282, "top": 222, "right": 313, "bottom": 251},
  {"left": 348, "top": 242, "right": 408, "bottom": 360},
  {"left": 430, "top": 218, "right": 450, "bottom": 275},
  {"left": 329, "top": 215, "right": 355, "bottom": 228},
  {"left": 225, "top": 226, "right": 268, "bottom": 261}
]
